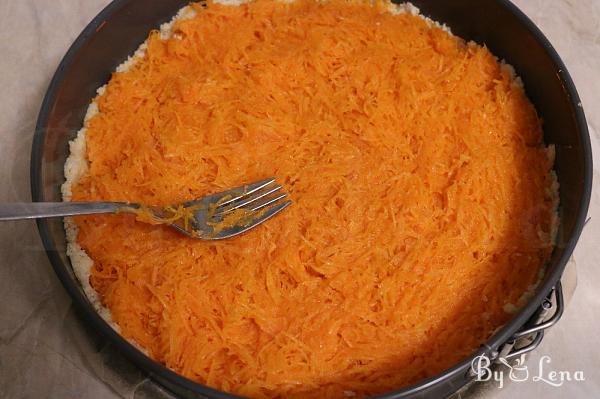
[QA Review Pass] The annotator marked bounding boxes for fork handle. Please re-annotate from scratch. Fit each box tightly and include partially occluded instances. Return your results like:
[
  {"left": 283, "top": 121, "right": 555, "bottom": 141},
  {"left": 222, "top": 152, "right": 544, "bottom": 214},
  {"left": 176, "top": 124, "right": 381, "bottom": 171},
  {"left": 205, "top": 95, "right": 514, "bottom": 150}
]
[{"left": 0, "top": 202, "right": 134, "bottom": 221}]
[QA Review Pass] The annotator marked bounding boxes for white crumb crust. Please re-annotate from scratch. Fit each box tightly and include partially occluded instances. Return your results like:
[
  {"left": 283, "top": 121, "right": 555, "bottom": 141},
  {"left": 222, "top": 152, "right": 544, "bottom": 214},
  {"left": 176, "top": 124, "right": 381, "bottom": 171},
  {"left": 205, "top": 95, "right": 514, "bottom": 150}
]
[{"left": 62, "top": 0, "right": 559, "bottom": 334}]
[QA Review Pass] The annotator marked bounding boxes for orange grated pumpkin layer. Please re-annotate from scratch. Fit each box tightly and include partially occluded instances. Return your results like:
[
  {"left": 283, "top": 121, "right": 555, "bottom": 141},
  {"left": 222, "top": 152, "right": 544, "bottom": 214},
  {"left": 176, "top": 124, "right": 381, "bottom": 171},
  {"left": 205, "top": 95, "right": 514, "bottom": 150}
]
[{"left": 71, "top": 0, "right": 556, "bottom": 397}]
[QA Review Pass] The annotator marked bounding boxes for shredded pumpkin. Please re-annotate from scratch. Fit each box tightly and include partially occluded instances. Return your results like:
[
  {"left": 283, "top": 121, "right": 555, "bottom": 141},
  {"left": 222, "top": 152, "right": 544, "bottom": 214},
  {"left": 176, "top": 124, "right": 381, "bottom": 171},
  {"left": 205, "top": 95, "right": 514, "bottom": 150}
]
[{"left": 71, "top": 0, "right": 556, "bottom": 397}]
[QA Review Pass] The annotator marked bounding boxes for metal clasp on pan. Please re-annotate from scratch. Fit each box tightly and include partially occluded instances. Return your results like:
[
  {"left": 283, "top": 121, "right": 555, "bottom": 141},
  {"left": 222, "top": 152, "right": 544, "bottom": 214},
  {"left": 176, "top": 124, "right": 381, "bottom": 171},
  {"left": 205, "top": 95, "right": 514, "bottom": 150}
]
[{"left": 497, "top": 281, "right": 564, "bottom": 362}]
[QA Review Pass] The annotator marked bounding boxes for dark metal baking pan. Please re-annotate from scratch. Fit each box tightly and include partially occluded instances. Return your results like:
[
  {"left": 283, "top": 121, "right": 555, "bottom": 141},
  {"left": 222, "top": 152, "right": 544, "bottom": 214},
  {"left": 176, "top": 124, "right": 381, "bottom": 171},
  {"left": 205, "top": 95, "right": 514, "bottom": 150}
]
[{"left": 31, "top": 0, "right": 592, "bottom": 397}]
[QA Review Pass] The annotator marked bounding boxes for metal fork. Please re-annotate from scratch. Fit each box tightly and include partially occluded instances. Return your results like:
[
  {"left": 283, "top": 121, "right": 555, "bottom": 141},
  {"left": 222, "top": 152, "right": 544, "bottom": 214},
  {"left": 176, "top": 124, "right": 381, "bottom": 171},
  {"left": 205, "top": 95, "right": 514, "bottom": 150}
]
[{"left": 0, "top": 178, "right": 291, "bottom": 240}]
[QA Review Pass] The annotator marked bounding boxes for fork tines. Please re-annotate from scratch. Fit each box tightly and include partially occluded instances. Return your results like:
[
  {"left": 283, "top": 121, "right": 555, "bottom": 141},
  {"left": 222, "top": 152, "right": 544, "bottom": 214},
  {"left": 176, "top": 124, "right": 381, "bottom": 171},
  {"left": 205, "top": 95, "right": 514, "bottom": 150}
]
[{"left": 213, "top": 178, "right": 291, "bottom": 217}]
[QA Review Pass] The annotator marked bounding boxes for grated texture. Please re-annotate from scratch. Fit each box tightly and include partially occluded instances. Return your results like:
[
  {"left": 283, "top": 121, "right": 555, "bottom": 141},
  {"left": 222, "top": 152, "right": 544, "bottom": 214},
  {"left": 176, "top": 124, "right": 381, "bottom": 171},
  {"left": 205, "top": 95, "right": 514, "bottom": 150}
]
[{"left": 66, "top": 0, "right": 557, "bottom": 397}]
